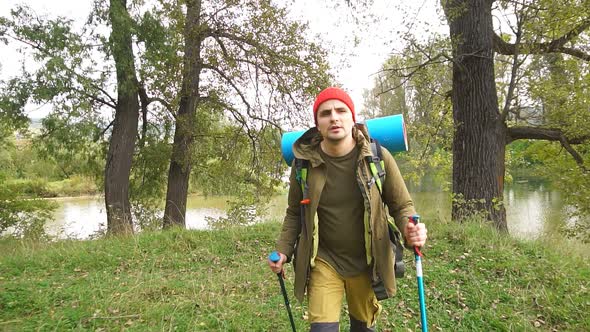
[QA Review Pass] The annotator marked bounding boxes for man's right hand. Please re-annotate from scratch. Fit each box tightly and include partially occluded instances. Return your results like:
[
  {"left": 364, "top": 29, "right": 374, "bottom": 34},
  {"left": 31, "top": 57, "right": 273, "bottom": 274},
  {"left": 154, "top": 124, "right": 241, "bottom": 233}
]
[{"left": 268, "top": 252, "right": 287, "bottom": 274}]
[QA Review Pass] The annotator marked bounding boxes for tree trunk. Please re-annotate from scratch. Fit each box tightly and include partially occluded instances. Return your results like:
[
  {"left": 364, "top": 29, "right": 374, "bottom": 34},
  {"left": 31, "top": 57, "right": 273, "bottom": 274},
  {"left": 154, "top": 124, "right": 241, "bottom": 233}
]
[
  {"left": 104, "top": 0, "right": 140, "bottom": 235},
  {"left": 446, "top": 0, "right": 508, "bottom": 231},
  {"left": 163, "top": 0, "right": 203, "bottom": 228}
]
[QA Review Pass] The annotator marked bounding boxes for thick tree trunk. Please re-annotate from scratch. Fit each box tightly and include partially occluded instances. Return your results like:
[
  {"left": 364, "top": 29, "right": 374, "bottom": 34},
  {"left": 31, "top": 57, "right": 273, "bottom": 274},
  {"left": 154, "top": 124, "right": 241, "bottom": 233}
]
[
  {"left": 104, "top": 0, "right": 140, "bottom": 235},
  {"left": 163, "top": 0, "right": 203, "bottom": 228},
  {"left": 446, "top": 0, "right": 508, "bottom": 231}
]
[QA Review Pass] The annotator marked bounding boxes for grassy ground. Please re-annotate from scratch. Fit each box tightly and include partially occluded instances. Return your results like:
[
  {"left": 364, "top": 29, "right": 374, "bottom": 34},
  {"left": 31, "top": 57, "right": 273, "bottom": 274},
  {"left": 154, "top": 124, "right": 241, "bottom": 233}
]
[{"left": 0, "top": 220, "right": 588, "bottom": 331}]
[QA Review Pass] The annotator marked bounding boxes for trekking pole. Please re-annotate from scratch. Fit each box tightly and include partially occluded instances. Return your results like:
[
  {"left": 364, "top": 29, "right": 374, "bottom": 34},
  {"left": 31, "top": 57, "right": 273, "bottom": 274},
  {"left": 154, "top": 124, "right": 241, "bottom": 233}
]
[
  {"left": 269, "top": 251, "right": 297, "bottom": 332},
  {"left": 409, "top": 215, "right": 428, "bottom": 332}
]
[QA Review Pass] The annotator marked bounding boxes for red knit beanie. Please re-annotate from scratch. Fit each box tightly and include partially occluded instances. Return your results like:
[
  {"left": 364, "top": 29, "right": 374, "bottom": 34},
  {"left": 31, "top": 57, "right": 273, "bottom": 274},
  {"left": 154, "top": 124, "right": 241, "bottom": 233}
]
[{"left": 312, "top": 87, "right": 355, "bottom": 125}]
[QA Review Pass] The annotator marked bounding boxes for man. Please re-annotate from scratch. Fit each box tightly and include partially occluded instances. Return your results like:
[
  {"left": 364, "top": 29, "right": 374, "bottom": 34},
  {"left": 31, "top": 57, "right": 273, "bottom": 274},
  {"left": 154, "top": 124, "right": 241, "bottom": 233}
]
[{"left": 268, "top": 87, "right": 428, "bottom": 332}]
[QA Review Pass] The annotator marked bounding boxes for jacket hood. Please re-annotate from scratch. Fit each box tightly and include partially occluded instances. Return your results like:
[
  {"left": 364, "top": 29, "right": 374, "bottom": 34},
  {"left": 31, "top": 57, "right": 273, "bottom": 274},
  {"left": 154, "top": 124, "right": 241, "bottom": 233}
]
[{"left": 292, "top": 123, "right": 373, "bottom": 167}]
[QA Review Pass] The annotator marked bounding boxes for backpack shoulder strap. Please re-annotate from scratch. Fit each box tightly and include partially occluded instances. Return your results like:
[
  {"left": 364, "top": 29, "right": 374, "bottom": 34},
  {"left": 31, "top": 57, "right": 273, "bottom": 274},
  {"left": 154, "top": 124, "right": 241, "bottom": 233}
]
[
  {"left": 367, "top": 139, "right": 386, "bottom": 194},
  {"left": 295, "top": 158, "right": 309, "bottom": 201},
  {"left": 294, "top": 158, "right": 310, "bottom": 238},
  {"left": 367, "top": 139, "right": 406, "bottom": 279}
]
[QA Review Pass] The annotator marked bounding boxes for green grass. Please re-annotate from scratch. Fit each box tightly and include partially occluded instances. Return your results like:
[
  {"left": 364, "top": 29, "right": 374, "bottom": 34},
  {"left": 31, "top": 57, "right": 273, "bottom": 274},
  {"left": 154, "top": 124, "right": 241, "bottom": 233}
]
[{"left": 0, "top": 220, "right": 588, "bottom": 331}]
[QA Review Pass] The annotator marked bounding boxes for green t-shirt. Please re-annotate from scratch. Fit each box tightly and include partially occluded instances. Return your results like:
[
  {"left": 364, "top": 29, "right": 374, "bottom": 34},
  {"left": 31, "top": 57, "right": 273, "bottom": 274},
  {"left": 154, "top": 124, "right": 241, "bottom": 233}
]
[{"left": 317, "top": 147, "right": 368, "bottom": 277}]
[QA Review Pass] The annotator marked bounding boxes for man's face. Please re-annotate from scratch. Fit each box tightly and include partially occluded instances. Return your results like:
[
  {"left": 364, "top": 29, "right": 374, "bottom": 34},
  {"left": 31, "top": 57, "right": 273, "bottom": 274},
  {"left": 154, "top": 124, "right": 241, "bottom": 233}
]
[{"left": 316, "top": 99, "right": 355, "bottom": 143}]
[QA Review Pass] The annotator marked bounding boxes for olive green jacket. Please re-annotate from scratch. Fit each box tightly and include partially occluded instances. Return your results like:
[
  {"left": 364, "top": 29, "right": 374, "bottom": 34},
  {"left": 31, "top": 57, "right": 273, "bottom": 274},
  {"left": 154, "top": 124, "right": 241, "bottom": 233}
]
[{"left": 276, "top": 124, "right": 416, "bottom": 302}]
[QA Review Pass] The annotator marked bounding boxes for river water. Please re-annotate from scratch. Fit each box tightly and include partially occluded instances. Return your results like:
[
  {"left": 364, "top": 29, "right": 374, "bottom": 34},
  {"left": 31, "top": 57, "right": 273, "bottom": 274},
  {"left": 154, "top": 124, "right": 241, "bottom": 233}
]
[{"left": 44, "top": 179, "right": 579, "bottom": 241}]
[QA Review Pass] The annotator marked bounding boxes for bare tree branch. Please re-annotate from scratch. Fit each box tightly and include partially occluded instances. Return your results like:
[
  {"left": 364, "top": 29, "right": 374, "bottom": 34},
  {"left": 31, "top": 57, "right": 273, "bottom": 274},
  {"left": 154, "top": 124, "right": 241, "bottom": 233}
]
[
  {"left": 138, "top": 85, "right": 149, "bottom": 146},
  {"left": 507, "top": 126, "right": 589, "bottom": 143},
  {"left": 200, "top": 63, "right": 282, "bottom": 129},
  {"left": 558, "top": 135, "right": 587, "bottom": 171},
  {"left": 507, "top": 126, "right": 589, "bottom": 170},
  {"left": 377, "top": 53, "right": 447, "bottom": 94},
  {"left": 137, "top": 83, "right": 174, "bottom": 115},
  {"left": 95, "top": 119, "right": 115, "bottom": 141},
  {"left": 494, "top": 17, "right": 590, "bottom": 61},
  {"left": 71, "top": 87, "right": 117, "bottom": 109},
  {"left": 501, "top": 11, "right": 525, "bottom": 121}
]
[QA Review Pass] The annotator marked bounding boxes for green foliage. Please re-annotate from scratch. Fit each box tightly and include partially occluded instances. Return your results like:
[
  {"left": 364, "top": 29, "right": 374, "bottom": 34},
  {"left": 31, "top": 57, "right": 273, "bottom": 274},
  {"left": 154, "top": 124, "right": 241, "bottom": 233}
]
[
  {"left": 0, "top": 130, "right": 56, "bottom": 239},
  {"left": 2, "top": 5, "right": 111, "bottom": 110},
  {"left": 363, "top": 37, "right": 453, "bottom": 189},
  {"left": 3, "top": 0, "right": 334, "bottom": 231},
  {"left": 0, "top": 221, "right": 588, "bottom": 330},
  {"left": 523, "top": 53, "right": 590, "bottom": 136},
  {"left": 1, "top": 4, "right": 113, "bottom": 190},
  {"left": 507, "top": 140, "right": 541, "bottom": 171},
  {"left": 372, "top": 1, "right": 590, "bottom": 237},
  {"left": 33, "top": 114, "right": 106, "bottom": 180},
  {"left": 0, "top": 176, "right": 55, "bottom": 240},
  {"left": 165, "top": 0, "right": 334, "bottom": 220},
  {"left": 131, "top": 203, "right": 164, "bottom": 232},
  {"left": 494, "top": 1, "right": 590, "bottom": 204},
  {"left": 0, "top": 124, "right": 99, "bottom": 197},
  {"left": 177, "top": 107, "right": 287, "bottom": 230},
  {"left": 1, "top": 132, "right": 67, "bottom": 182},
  {"left": 528, "top": 141, "right": 590, "bottom": 242},
  {"left": 190, "top": 116, "right": 285, "bottom": 199},
  {"left": 507, "top": 45, "right": 590, "bottom": 241},
  {"left": 134, "top": 5, "right": 183, "bottom": 108},
  {"left": 0, "top": 76, "right": 33, "bottom": 132},
  {"left": 127, "top": 129, "right": 173, "bottom": 232},
  {"left": 206, "top": 196, "right": 260, "bottom": 230},
  {"left": 5, "top": 178, "right": 53, "bottom": 197},
  {"left": 450, "top": 192, "right": 505, "bottom": 225},
  {"left": 45, "top": 176, "right": 98, "bottom": 197},
  {"left": 130, "top": 133, "right": 172, "bottom": 202}
]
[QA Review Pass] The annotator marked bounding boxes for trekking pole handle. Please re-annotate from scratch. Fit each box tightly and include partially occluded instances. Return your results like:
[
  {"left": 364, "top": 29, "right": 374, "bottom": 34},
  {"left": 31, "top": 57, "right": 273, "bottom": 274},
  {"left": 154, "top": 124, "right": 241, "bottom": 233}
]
[
  {"left": 409, "top": 215, "right": 423, "bottom": 257},
  {"left": 269, "top": 251, "right": 284, "bottom": 277},
  {"left": 269, "top": 251, "right": 281, "bottom": 263}
]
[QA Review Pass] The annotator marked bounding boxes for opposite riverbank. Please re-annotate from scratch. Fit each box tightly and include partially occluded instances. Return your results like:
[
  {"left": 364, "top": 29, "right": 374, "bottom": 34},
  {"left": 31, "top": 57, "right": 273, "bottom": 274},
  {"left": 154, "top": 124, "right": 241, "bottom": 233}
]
[
  {"left": 0, "top": 220, "right": 588, "bottom": 331},
  {"left": 5, "top": 176, "right": 98, "bottom": 199}
]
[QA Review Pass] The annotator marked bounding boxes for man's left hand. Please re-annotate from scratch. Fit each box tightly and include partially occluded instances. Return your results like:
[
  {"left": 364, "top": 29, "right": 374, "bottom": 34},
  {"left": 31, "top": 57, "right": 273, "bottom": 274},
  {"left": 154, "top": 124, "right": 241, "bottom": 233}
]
[{"left": 404, "top": 222, "right": 428, "bottom": 247}]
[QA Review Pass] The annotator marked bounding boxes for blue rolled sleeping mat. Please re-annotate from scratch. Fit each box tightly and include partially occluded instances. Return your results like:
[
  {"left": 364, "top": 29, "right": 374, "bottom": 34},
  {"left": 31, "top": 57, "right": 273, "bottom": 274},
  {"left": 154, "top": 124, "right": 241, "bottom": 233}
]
[{"left": 281, "top": 114, "right": 408, "bottom": 165}]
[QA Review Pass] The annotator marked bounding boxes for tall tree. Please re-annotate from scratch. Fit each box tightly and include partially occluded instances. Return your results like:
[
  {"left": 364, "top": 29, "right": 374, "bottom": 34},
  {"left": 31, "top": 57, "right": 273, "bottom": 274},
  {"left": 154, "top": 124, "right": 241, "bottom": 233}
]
[
  {"left": 162, "top": 0, "right": 332, "bottom": 227},
  {"left": 440, "top": 0, "right": 590, "bottom": 229},
  {"left": 1, "top": 3, "right": 173, "bottom": 234},
  {"left": 364, "top": 0, "right": 590, "bottom": 230},
  {"left": 163, "top": 0, "right": 203, "bottom": 227},
  {"left": 104, "top": 0, "right": 141, "bottom": 234},
  {"left": 442, "top": 0, "right": 508, "bottom": 228}
]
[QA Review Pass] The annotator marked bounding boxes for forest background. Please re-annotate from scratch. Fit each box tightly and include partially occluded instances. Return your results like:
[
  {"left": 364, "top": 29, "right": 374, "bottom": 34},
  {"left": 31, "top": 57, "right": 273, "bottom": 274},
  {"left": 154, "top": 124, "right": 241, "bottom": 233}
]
[{"left": 1, "top": 0, "right": 589, "bottom": 241}]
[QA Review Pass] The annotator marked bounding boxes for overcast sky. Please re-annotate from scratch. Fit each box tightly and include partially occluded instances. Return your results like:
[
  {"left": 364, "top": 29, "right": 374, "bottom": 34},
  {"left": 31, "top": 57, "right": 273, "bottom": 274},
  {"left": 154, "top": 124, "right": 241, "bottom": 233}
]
[
  {"left": 288, "top": 0, "right": 444, "bottom": 114},
  {"left": 0, "top": 0, "right": 444, "bottom": 118}
]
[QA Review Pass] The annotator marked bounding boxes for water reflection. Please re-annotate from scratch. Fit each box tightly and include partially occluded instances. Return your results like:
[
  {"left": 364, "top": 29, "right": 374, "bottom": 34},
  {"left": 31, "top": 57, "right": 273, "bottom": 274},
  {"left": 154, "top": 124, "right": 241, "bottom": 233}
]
[
  {"left": 45, "top": 197, "right": 105, "bottom": 239},
  {"left": 505, "top": 187, "right": 563, "bottom": 238},
  {"left": 46, "top": 196, "right": 228, "bottom": 239},
  {"left": 408, "top": 187, "right": 566, "bottom": 239}
]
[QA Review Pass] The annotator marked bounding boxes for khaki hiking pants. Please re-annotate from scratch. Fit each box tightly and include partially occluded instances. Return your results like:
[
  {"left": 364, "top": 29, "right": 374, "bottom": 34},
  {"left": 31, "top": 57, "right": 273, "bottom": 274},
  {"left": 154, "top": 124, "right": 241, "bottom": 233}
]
[{"left": 308, "top": 258, "right": 381, "bottom": 332}]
